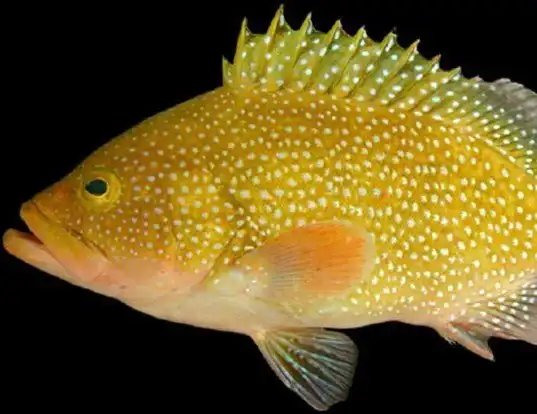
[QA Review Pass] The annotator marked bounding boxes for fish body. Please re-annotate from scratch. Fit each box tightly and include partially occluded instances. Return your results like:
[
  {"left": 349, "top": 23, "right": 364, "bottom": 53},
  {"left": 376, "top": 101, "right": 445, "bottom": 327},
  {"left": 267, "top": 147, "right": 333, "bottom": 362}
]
[{"left": 3, "top": 6, "right": 537, "bottom": 411}]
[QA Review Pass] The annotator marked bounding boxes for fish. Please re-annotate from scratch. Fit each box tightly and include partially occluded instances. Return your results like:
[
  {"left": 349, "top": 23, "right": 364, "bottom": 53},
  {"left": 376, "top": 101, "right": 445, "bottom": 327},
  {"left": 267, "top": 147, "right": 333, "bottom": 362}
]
[{"left": 3, "top": 5, "right": 537, "bottom": 411}]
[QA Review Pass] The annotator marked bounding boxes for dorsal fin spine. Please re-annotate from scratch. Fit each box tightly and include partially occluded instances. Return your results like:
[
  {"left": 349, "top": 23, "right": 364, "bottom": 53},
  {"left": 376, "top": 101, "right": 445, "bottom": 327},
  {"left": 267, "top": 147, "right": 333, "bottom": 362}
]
[
  {"left": 348, "top": 31, "right": 397, "bottom": 99},
  {"left": 377, "top": 39, "right": 420, "bottom": 103},
  {"left": 224, "top": 6, "right": 537, "bottom": 176},
  {"left": 311, "top": 21, "right": 343, "bottom": 91},
  {"left": 222, "top": 57, "right": 231, "bottom": 85},
  {"left": 329, "top": 27, "right": 365, "bottom": 96},
  {"left": 390, "top": 52, "right": 441, "bottom": 109},
  {"left": 413, "top": 67, "right": 463, "bottom": 118},
  {"left": 256, "top": 5, "right": 284, "bottom": 78},
  {"left": 232, "top": 17, "right": 252, "bottom": 85},
  {"left": 463, "top": 86, "right": 501, "bottom": 127},
  {"left": 280, "top": 13, "right": 311, "bottom": 91},
  {"left": 345, "top": 32, "right": 380, "bottom": 98}
]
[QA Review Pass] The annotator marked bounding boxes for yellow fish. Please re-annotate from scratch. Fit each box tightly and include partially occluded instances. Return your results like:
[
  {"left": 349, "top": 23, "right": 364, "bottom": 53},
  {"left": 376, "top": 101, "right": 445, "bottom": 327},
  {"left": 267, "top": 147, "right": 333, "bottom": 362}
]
[{"left": 3, "top": 5, "right": 537, "bottom": 410}]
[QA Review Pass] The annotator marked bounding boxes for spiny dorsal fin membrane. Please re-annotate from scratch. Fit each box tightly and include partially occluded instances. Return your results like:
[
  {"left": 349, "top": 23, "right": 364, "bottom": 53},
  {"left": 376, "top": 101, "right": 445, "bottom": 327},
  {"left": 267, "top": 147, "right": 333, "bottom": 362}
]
[{"left": 223, "top": 5, "right": 537, "bottom": 176}]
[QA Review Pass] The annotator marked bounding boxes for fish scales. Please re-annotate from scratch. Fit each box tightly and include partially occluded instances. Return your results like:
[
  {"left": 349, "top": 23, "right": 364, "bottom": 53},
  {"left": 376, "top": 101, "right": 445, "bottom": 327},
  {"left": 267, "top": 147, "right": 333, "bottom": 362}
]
[
  {"left": 187, "top": 88, "right": 537, "bottom": 326},
  {"left": 3, "top": 5, "right": 537, "bottom": 411}
]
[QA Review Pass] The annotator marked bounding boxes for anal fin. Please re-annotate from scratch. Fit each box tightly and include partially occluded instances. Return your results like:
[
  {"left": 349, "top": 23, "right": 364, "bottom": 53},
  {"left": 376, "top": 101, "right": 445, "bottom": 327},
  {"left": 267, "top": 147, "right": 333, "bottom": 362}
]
[
  {"left": 438, "top": 270, "right": 537, "bottom": 360},
  {"left": 439, "top": 322, "right": 494, "bottom": 361},
  {"left": 252, "top": 328, "right": 358, "bottom": 411}
]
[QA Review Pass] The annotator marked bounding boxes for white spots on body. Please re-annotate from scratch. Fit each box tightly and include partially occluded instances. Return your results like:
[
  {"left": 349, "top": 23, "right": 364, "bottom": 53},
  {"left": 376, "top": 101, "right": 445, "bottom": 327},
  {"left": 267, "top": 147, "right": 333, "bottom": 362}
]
[
  {"left": 67, "top": 57, "right": 537, "bottom": 327},
  {"left": 190, "top": 86, "right": 537, "bottom": 321}
]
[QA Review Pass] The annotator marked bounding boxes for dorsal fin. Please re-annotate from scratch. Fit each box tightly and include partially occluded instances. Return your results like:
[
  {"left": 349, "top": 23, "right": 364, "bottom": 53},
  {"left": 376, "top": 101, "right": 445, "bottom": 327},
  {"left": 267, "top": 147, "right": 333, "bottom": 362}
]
[{"left": 222, "top": 5, "right": 537, "bottom": 176}]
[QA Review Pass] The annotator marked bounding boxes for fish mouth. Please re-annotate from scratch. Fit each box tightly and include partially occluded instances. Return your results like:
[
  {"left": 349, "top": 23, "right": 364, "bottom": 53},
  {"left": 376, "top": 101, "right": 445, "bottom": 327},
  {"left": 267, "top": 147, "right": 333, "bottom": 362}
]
[
  {"left": 3, "top": 201, "right": 70, "bottom": 279},
  {"left": 3, "top": 200, "right": 107, "bottom": 283}
]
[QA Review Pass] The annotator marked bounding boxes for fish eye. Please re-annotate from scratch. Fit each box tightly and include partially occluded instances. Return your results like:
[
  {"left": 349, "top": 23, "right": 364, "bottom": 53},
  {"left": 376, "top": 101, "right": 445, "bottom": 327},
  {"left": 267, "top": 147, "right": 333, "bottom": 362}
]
[
  {"left": 79, "top": 169, "right": 121, "bottom": 211},
  {"left": 85, "top": 178, "right": 109, "bottom": 197}
]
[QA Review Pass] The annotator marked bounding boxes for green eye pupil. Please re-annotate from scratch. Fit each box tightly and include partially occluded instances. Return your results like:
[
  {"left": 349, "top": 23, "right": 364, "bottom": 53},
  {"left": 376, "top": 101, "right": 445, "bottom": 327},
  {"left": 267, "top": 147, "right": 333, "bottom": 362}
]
[{"left": 85, "top": 179, "right": 108, "bottom": 196}]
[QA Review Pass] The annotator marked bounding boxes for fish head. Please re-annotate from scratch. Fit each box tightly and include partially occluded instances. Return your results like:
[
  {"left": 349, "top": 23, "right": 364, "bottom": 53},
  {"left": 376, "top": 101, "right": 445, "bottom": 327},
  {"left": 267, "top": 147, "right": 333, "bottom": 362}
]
[
  {"left": 3, "top": 162, "right": 121, "bottom": 292},
  {"left": 3, "top": 130, "right": 228, "bottom": 301}
]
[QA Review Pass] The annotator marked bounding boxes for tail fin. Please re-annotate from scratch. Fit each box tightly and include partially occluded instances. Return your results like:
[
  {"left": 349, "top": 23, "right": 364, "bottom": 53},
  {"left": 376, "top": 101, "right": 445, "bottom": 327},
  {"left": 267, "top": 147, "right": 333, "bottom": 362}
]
[{"left": 439, "top": 270, "right": 536, "bottom": 360}]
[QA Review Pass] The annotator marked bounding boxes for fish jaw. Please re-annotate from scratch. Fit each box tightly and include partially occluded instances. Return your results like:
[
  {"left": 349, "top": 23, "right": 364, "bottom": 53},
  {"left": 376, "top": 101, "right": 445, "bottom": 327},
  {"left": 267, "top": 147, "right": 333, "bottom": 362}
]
[
  {"left": 3, "top": 228, "right": 69, "bottom": 279},
  {"left": 3, "top": 200, "right": 108, "bottom": 285}
]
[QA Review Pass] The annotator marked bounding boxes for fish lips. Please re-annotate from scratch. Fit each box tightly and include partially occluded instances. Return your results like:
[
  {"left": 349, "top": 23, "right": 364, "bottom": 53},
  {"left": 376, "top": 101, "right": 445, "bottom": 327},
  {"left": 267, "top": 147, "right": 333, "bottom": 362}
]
[{"left": 3, "top": 200, "right": 106, "bottom": 285}]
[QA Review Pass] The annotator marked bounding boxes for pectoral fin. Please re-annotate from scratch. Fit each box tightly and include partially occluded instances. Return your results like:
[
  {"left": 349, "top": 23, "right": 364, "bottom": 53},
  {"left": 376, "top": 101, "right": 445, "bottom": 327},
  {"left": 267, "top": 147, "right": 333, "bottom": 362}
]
[
  {"left": 235, "top": 221, "right": 375, "bottom": 300},
  {"left": 252, "top": 328, "right": 358, "bottom": 411}
]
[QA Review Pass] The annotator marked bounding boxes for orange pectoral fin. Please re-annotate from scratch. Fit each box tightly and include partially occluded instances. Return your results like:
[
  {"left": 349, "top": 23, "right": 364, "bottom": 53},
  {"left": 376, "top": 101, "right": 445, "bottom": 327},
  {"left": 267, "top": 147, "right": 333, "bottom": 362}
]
[{"left": 236, "top": 221, "right": 376, "bottom": 299}]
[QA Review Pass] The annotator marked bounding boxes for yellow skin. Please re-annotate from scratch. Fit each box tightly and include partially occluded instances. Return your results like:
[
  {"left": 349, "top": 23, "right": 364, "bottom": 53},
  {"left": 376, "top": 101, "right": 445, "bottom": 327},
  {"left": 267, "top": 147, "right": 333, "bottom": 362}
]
[
  {"left": 5, "top": 85, "right": 536, "bottom": 328},
  {"left": 3, "top": 7, "right": 537, "bottom": 411}
]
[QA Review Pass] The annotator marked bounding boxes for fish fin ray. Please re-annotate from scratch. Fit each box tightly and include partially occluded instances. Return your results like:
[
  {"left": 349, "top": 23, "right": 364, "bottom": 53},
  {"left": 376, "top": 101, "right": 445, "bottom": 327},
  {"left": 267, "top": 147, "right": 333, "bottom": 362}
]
[
  {"left": 476, "top": 78, "right": 537, "bottom": 175},
  {"left": 234, "top": 221, "right": 376, "bottom": 299},
  {"left": 225, "top": 6, "right": 537, "bottom": 176},
  {"left": 253, "top": 328, "right": 358, "bottom": 411},
  {"left": 439, "top": 322, "right": 495, "bottom": 361},
  {"left": 440, "top": 270, "right": 537, "bottom": 358}
]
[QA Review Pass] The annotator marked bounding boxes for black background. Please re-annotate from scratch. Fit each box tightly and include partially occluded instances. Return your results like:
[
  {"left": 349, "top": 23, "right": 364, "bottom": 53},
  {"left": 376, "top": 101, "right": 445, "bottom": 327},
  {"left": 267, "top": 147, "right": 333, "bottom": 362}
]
[{"left": 1, "top": 0, "right": 536, "bottom": 412}]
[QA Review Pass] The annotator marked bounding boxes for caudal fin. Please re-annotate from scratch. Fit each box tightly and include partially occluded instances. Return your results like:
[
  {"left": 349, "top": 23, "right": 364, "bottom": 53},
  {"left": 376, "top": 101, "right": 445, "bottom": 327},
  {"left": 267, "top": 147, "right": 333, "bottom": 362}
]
[{"left": 439, "top": 270, "right": 537, "bottom": 360}]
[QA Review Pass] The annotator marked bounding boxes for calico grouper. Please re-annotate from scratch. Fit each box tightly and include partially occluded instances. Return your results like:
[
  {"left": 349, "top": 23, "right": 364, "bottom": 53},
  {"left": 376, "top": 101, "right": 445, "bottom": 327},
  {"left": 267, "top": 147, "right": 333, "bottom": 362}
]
[{"left": 3, "top": 6, "right": 536, "bottom": 411}]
